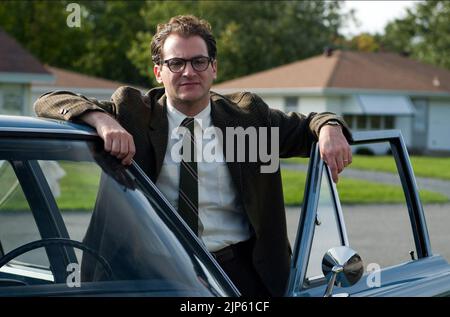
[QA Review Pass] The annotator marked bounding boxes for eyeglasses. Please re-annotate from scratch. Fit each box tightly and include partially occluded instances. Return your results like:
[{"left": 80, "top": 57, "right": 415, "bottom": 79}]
[{"left": 162, "top": 56, "right": 213, "bottom": 73}]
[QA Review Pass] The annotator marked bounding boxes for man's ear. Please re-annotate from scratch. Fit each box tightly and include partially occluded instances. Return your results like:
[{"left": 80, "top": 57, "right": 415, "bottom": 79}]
[
  {"left": 153, "top": 65, "right": 163, "bottom": 84},
  {"left": 212, "top": 59, "right": 218, "bottom": 80}
]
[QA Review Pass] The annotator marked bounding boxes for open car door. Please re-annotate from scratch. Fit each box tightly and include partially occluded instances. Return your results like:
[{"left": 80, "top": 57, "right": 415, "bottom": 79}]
[{"left": 286, "top": 130, "right": 450, "bottom": 297}]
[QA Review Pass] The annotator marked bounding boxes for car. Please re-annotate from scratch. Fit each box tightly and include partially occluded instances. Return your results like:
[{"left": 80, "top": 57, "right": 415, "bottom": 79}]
[{"left": 0, "top": 114, "right": 449, "bottom": 297}]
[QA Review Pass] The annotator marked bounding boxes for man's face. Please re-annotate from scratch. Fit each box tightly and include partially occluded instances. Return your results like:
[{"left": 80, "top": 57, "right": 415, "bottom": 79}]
[{"left": 154, "top": 34, "right": 217, "bottom": 109}]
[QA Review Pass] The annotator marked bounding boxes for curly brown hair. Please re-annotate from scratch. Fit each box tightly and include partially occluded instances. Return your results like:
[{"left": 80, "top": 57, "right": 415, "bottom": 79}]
[{"left": 151, "top": 15, "right": 217, "bottom": 65}]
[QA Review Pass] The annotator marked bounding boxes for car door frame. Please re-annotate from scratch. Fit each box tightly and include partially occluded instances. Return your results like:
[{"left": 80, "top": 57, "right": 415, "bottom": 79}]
[
  {"left": 286, "top": 130, "right": 437, "bottom": 297},
  {"left": 0, "top": 129, "right": 239, "bottom": 296},
  {"left": 0, "top": 140, "right": 79, "bottom": 283}
]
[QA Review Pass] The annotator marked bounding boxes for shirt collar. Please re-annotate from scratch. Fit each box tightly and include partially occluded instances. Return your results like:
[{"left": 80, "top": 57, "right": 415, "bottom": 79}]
[{"left": 166, "top": 99, "right": 211, "bottom": 130}]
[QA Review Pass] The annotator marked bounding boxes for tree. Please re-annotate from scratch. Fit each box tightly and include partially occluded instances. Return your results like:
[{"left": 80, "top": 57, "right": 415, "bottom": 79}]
[
  {"left": 0, "top": 1, "right": 149, "bottom": 86},
  {"left": 381, "top": 0, "right": 450, "bottom": 70},
  {"left": 332, "top": 33, "right": 381, "bottom": 52},
  {"left": 350, "top": 33, "right": 380, "bottom": 52},
  {"left": 128, "top": 0, "right": 346, "bottom": 85},
  {"left": 0, "top": 1, "right": 87, "bottom": 68},
  {"left": 1, "top": 0, "right": 348, "bottom": 87},
  {"left": 74, "top": 1, "right": 148, "bottom": 86}
]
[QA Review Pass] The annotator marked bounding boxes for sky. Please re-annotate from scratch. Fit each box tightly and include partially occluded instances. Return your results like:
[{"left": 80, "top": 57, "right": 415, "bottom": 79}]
[{"left": 340, "top": 0, "right": 421, "bottom": 38}]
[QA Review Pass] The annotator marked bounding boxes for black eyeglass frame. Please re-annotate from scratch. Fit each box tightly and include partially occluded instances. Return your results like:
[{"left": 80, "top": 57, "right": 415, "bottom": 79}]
[{"left": 161, "top": 56, "right": 214, "bottom": 73}]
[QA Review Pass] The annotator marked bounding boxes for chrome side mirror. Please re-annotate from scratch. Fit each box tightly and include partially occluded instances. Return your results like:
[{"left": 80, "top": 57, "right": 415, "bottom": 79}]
[{"left": 322, "top": 246, "right": 364, "bottom": 297}]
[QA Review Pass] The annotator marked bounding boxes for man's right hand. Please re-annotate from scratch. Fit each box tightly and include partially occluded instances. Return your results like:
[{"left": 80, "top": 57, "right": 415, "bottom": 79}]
[{"left": 80, "top": 111, "right": 136, "bottom": 165}]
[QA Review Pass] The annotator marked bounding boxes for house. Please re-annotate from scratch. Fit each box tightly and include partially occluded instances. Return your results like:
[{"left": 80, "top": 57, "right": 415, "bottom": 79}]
[
  {"left": 1, "top": 27, "right": 146, "bottom": 117},
  {"left": 214, "top": 50, "right": 450, "bottom": 154},
  {"left": 31, "top": 66, "right": 146, "bottom": 109},
  {"left": 0, "top": 28, "right": 54, "bottom": 116},
  {"left": 1, "top": 27, "right": 149, "bottom": 193}
]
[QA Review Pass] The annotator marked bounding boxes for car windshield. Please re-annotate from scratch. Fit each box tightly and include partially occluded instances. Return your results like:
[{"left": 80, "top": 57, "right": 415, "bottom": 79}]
[{"left": 0, "top": 137, "right": 232, "bottom": 296}]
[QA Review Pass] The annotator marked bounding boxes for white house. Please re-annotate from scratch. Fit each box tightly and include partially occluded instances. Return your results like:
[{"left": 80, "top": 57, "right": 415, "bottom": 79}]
[
  {"left": 31, "top": 66, "right": 146, "bottom": 111},
  {"left": 0, "top": 28, "right": 54, "bottom": 116},
  {"left": 1, "top": 28, "right": 148, "bottom": 195},
  {"left": 214, "top": 50, "right": 450, "bottom": 154},
  {"left": 1, "top": 27, "right": 146, "bottom": 117}
]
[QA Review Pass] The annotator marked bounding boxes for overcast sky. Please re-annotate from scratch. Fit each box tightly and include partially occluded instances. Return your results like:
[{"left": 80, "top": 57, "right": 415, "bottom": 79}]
[{"left": 340, "top": 0, "right": 421, "bottom": 37}]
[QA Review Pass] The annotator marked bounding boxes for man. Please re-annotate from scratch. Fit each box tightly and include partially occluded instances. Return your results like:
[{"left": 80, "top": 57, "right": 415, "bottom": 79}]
[{"left": 34, "top": 15, "right": 352, "bottom": 297}]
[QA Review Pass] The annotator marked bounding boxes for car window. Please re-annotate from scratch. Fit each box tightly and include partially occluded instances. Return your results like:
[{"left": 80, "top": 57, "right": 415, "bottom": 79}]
[
  {"left": 38, "top": 160, "right": 101, "bottom": 258},
  {"left": 305, "top": 167, "right": 344, "bottom": 281},
  {"left": 339, "top": 142, "right": 416, "bottom": 270},
  {"left": 0, "top": 160, "right": 51, "bottom": 268},
  {"left": 0, "top": 138, "right": 231, "bottom": 296},
  {"left": 300, "top": 140, "right": 418, "bottom": 291}
]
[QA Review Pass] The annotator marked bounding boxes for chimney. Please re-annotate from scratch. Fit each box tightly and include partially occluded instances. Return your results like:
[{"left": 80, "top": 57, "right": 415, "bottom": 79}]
[
  {"left": 400, "top": 51, "right": 410, "bottom": 57},
  {"left": 323, "top": 46, "right": 334, "bottom": 57},
  {"left": 432, "top": 76, "right": 440, "bottom": 87}
]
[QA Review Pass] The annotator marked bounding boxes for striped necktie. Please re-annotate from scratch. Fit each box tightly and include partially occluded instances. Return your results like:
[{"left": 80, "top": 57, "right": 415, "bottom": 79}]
[{"left": 178, "top": 117, "right": 199, "bottom": 235}]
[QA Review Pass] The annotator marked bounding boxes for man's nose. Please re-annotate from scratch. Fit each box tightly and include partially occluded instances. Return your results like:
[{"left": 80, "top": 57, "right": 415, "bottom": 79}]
[{"left": 182, "top": 62, "right": 197, "bottom": 76}]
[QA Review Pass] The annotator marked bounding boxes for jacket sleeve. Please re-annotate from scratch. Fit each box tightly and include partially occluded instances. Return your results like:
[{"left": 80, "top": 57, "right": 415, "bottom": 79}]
[
  {"left": 34, "top": 90, "right": 116, "bottom": 121},
  {"left": 251, "top": 94, "right": 352, "bottom": 158}
]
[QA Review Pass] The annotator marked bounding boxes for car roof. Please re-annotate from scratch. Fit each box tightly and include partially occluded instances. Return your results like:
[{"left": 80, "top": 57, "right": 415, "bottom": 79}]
[{"left": 0, "top": 115, "right": 97, "bottom": 138}]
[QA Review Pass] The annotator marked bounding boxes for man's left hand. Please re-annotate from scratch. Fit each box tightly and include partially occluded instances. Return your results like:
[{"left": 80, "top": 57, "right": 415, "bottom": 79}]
[{"left": 318, "top": 125, "right": 352, "bottom": 183}]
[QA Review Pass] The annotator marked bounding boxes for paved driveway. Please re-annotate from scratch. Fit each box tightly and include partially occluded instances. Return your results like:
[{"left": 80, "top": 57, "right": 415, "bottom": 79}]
[
  {"left": 282, "top": 162, "right": 450, "bottom": 268},
  {"left": 286, "top": 203, "right": 450, "bottom": 267},
  {"left": 1, "top": 205, "right": 449, "bottom": 270},
  {"left": 282, "top": 163, "right": 450, "bottom": 199}
]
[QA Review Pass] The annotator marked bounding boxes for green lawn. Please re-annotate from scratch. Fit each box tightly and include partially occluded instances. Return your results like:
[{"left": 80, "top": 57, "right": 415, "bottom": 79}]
[
  {"left": 0, "top": 161, "right": 101, "bottom": 211},
  {"left": 283, "top": 155, "right": 450, "bottom": 180},
  {"left": 281, "top": 169, "right": 448, "bottom": 206},
  {"left": 350, "top": 155, "right": 450, "bottom": 180},
  {"left": 1, "top": 160, "right": 448, "bottom": 211},
  {"left": 56, "top": 162, "right": 101, "bottom": 210}
]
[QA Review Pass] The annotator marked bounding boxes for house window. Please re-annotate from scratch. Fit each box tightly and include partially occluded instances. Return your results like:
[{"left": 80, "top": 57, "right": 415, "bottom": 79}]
[
  {"left": 284, "top": 97, "right": 298, "bottom": 113},
  {"left": 370, "top": 116, "right": 381, "bottom": 129},
  {"left": 385, "top": 116, "right": 394, "bottom": 129},
  {"left": 344, "top": 115, "right": 395, "bottom": 130},
  {"left": 411, "top": 99, "right": 427, "bottom": 132},
  {"left": 343, "top": 115, "right": 353, "bottom": 129},
  {"left": 0, "top": 85, "right": 24, "bottom": 115},
  {"left": 356, "top": 116, "right": 366, "bottom": 129}
]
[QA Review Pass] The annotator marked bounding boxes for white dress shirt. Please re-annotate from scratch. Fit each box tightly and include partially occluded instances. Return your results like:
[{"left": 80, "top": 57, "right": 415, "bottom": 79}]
[{"left": 155, "top": 100, "right": 252, "bottom": 252}]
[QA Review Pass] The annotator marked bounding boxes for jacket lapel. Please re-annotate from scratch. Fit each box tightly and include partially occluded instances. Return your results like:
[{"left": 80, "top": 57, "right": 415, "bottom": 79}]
[{"left": 148, "top": 94, "right": 168, "bottom": 181}]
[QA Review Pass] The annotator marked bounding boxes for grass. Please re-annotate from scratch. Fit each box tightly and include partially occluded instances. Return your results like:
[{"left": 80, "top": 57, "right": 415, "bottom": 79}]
[
  {"left": 283, "top": 157, "right": 310, "bottom": 165},
  {"left": 55, "top": 162, "right": 101, "bottom": 210},
  {"left": 1, "top": 159, "right": 447, "bottom": 211},
  {"left": 283, "top": 155, "right": 450, "bottom": 180},
  {"left": 350, "top": 155, "right": 450, "bottom": 180},
  {"left": 281, "top": 169, "right": 448, "bottom": 206},
  {"left": 0, "top": 161, "right": 101, "bottom": 211}
]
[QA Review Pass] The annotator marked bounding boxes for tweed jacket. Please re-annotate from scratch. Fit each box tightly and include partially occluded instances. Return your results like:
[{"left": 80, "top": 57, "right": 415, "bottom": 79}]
[{"left": 34, "top": 86, "right": 351, "bottom": 296}]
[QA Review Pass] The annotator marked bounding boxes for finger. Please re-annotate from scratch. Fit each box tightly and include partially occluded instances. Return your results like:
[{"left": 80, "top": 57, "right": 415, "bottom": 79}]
[
  {"left": 342, "top": 153, "right": 350, "bottom": 167},
  {"left": 331, "top": 149, "right": 345, "bottom": 173},
  {"left": 103, "top": 134, "right": 112, "bottom": 152},
  {"left": 116, "top": 135, "right": 129, "bottom": 160},
  {"left": 110, "top": 138, "right": 121, "bottom": 157},
  {"left": 122, "top": 140, "right": 136, "bottom": 165},
  {"left": 331, "top": 163, "right": 339, "bottom": 183},
  {"left": 326, "top": 158, "right": 339, "bottom": 183}
]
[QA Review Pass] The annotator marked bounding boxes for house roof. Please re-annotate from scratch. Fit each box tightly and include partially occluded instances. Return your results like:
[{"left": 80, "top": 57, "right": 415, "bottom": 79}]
[
  {"left": 214, "top": 50, "right": 450, "bottom": 93},
  {"left": 34, "top": 65, "right": 132, "bottom": 89},
  {"left": 0, "top": 28, "right": 51, "bottom": 75}
]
